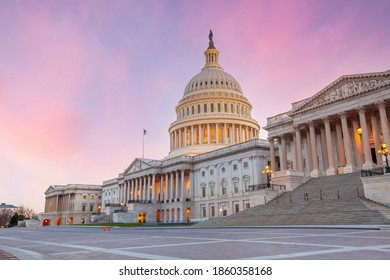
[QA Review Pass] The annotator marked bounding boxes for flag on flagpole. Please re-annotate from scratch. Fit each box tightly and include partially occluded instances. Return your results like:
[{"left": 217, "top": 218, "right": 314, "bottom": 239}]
[{"left": 143, "top": 129, "right": 148, "bottom": 135}]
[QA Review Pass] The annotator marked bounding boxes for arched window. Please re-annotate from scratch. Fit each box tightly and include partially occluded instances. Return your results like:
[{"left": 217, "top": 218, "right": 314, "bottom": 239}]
[
  {"left": 224, "top": 103, "right": 227, "bottom": 112},
  {"left": 231, "top": 104, "right": 234, "bottom": 113},
  {"left": 192, "top": 105, "right": 194, "bottom": 115},
  {"left": 186, "top": 107, "right": 189, "bottom": 116},
  {"left": 204, "top": 104, "right": 207, "bottom": 113},
  {"left": 198, "top": 104, "right": 200, "bottom": 114},
  {"left": 217, "top": 103, "right": 221, "bottom": 112},
  {"left": 211, "top": 103, "right": 214, "bottom": 112}
]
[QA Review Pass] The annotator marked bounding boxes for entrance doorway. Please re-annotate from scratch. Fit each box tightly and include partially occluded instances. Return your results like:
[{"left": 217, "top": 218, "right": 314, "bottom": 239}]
[
  {"left": 185, "top": 208, "right": 191, "bottom": 222},
  {"left": 138, "top": 212, "right": 146, "bottom": 223}
]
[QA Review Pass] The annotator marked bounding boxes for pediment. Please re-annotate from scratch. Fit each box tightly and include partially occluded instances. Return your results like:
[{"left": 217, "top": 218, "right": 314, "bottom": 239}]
[
  {"left": 123, "top": 158, "right": 155, "bottom": 174},
  {"left": 291, "top": 70, "right": 390, "bottom": 116}
]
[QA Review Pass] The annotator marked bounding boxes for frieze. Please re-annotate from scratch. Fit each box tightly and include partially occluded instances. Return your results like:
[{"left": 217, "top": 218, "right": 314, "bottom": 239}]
[{"left": 292, "top": 73, "right": 390, "bottom": 115}]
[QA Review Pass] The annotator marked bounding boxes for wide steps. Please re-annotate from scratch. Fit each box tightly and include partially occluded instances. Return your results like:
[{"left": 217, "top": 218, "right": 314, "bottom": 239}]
[{"left": 197, "top": 173, "right": 390, "bottom": 226}]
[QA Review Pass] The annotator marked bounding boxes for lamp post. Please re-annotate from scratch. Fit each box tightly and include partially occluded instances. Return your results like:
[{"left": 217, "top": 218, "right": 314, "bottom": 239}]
[
  {"left": 378, "top": 143, "right": 390, "bottom": 173},
  {"left": 262, "top": 165, "right": 273, "bottom": 188}
]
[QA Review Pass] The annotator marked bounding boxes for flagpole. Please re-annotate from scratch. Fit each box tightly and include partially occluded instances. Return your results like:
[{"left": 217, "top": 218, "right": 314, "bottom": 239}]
[{"left": 142, "top": 129, "right": 145, "bottom": 158}]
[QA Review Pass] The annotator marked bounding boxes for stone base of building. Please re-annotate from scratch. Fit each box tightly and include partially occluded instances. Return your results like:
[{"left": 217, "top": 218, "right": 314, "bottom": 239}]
[
  {"left": 271, "top": 170, "right": 311, "bottom": 191},
  {"left": 361, "top": 173, "right": 390, "bottom": 206}
]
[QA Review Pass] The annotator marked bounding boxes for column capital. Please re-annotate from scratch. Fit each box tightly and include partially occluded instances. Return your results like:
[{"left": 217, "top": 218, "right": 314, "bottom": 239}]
[
  {"left": 355, "top": 105, "right": 366, "bottom": 114},
  {"left": 376, "top": 99, "right": 386, "bottom": 109},
  {"left": 338, "top": 111, "right": 348, "bottom": 119},
  {"left": 321, "top": 115, "right": 330, "bottom": 123},
  {"left": 306, "top": 120, "right": 315, "bottom": 127}
]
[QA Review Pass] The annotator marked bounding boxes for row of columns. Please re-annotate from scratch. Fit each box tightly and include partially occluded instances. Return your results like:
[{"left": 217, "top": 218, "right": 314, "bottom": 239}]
[
  {"left": 118, "top": 170, "right": 193, "bottom": 204},
  {"left": 45, "top": 194, "right": 74, "bottom": 212},
  {"left": 269, "top": 101, "right": 389, "bottom": 176},
  {"left": 170, "top": 123, "right": 258, "bottom": 150}
]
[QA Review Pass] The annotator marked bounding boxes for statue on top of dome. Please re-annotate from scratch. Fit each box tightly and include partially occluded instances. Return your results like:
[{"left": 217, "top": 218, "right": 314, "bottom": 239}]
[{"left": 208, "top": 29, "right": 213, "bottom": 42}]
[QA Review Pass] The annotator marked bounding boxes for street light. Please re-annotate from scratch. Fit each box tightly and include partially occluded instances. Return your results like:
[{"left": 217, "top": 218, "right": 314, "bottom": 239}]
[
  {"left": 262, "top": 165, "right": 273, "bottom": 187},
  {"left": 378, "top": 143, "right": 390, "bottom": 173}
]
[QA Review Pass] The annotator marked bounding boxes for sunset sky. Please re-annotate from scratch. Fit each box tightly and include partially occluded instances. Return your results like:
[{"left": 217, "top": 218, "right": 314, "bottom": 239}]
[{"left": 1, "top": 0, "right": 390, "bottom": 212}]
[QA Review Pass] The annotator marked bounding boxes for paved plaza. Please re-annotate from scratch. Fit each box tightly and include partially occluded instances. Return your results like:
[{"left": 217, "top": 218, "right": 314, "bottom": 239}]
[{"left": 1, "top": 226, "right": 390, "bottom": 260}]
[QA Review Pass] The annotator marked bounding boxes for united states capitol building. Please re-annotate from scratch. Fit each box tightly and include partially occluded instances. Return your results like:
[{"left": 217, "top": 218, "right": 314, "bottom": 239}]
[
  {"left": 40, "top": 32, "right": 390, "bottom": 225},
  {"left": 101, "top": 32, "right": 275, "bottom": 223}
]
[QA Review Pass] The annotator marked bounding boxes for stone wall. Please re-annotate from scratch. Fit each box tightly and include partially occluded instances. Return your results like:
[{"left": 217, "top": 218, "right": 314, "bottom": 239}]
[{"left": 362, "top": 174, "right": 390, "bottom": 205}]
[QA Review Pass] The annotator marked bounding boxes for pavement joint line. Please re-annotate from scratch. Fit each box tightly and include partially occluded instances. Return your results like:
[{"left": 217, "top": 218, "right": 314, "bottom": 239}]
[
  {"left": 244, "top": 244, "right": 390, "bottom": 260},
  {"left": 0, "top": 236, "right": 183, "bottom": 260},
  {"left": 0, "top": 245, "right": 44, "bottom": 260},
  {"left": 117, "top": 239, "right": 231, "bottom": 250}
]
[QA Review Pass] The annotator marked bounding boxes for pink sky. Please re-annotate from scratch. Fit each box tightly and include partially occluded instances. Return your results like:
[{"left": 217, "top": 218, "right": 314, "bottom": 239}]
[{"left": 1, "top": 0, "right": 390, "bottom": 212}]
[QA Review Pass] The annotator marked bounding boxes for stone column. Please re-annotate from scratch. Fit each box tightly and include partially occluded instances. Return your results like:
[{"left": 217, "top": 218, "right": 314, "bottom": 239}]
[
  {"left": 152, "top": 174, "right": 156, "bottom": 202},
  {"left": 294, "top": 126, "right": 304, "bottom": 172},
  {"left": 320, "top": 127, "right": 329, "bottom": 170},
  {"left": 358, "top": 107, "right": 375, "bottom": 169},
  {"left": 159, "top": 174, "right": 164, "bottom": 202},
  {"left": 280, "top": 136, "right": 288, "bottom": 171},
  {"left": 207, "top": 124, "right": 211, "bottom": 144},
  {"left": 175, "top": 170, "right": 179, "bottom": 200},
  {"left": 147, "top": 175, "right": 151, "bottom": 202},
  {"left": 308, "top": 121, "right": 319, "bottom": 177},
  {"left": 191, "top": 125, "right": 194, "bottom": 146},
  {"left": 305, "top": 128, "right": 313, "bottom": 172},
  {"left": 371, "top": 111, "right": 383, "bottom": 165},
  {"left": 181, "top": 169, "right": 185, "bottom": 200},
  {"left": 189, "top": 170, "right": 194, "bottom": 197},
  {"left": 230, "top": 124, "right": 234, "bottom": 144},
  {"left": 377, "top": 100, "right": 390, "bottom": 145},
  {"left": 132, "top": 179, "right": 135, "bottom": 201},
  {"left": 165, "top": 173, "right": 170, "bottom": 202},
  {"left": 335, "top": 121, "right": 346, "bottom": 166},
  {"left": 136, "top": 178, "right": 140, "bottom": 201},
  {"left": 223, "top": 123, "right": 227, "bottom": 143},
  {"left": 199, "top": 124, "right": 202, "bottom": 144},
  {"left": 323, "top": 117, "right": 337, "bottom": 175},
  {"left": 170, "top": 171, "right": 174, "bottom": 202},
  {"left": 269, "top": 138, "right": 277, "bottom": 172},
  {"left": 184, "top": 127, "right": 187, "bottom": 146},
  {"left": 352, "top": 119, "right": 363, "bottom": 167},
  {"left": 239, "top": 125, "right": 243, "bottom": 143},
  {"left": 216, "top": 123, "right": 219, "bottom": 144}
]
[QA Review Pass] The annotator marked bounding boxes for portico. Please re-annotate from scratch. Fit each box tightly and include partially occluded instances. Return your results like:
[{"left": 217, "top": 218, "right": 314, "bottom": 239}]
[{"left": 265, "top": 70, "right": 390, "bottom": 181}]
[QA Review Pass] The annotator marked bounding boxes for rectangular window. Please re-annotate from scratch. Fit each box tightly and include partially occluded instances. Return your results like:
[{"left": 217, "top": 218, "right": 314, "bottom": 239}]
[
  {"left": 202, "top": 207, "right": 206, "bottom": 218},
  {"left": 82, "top": 205, "right": 86, "bottom": 212},
  {"left": 202, "top": 187, "right": 206, "bottom": 198},
  {"left": 245, "top": 179, "right": 250, "bottom": 190},
  {"left": 202, "top": 171, "right": 205, "bottom": 177},
  {"left": 90, "top": 204, "right": 94, "bottom": 212},
  {"left": 90, "top": 195, "right": 95, "bottom": 199},
  {"left": 210, "top": 186, "right": 215, "bottom": 196},
  {"left": 235, "top": 204, "right": 239, "bottom": 213},
  {"left": 233, "top": 164, "right": 238, "bottom": 171},
  {"left": 211, "top": 206, "right": 215, "bottom": 217},
  {"left": 234, "top": 181, "right": 239, "bottom": 193},
  {"left": 243, "top": 162, "right": 248, "bottom": 168},
  {"left": 83, "top": 195, "right": 87, "bottom": 199},
  {"left": 222, "top": 181, "right": 227, "bottom": 195},
  {"left": 210, "top": 169, "right": 214, "bottom": 175}
]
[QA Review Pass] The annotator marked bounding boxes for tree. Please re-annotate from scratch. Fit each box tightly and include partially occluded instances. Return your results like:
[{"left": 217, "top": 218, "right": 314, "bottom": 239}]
[
  {"left": 0, "top": 209, "right": 13, "bottom": 228},
  {"left": 17, "top": 205, "right": 35, "bottom": 219}
]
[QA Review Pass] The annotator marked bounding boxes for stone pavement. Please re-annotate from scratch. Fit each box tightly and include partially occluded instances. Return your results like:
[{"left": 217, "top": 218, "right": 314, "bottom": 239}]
[{"left": 1, "top": 225, "right": 390, "bottom": 260}]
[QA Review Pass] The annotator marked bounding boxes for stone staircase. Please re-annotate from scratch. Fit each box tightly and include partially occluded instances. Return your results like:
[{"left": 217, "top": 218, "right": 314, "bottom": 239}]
[{"left": 197, "top": 173, "right": 390, "bottom": 226}]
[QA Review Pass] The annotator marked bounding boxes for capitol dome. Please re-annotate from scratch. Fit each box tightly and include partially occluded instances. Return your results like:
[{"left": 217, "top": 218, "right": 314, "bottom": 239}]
[{"left": 168, "top": 31, "right": 260, "bottom": 157}]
